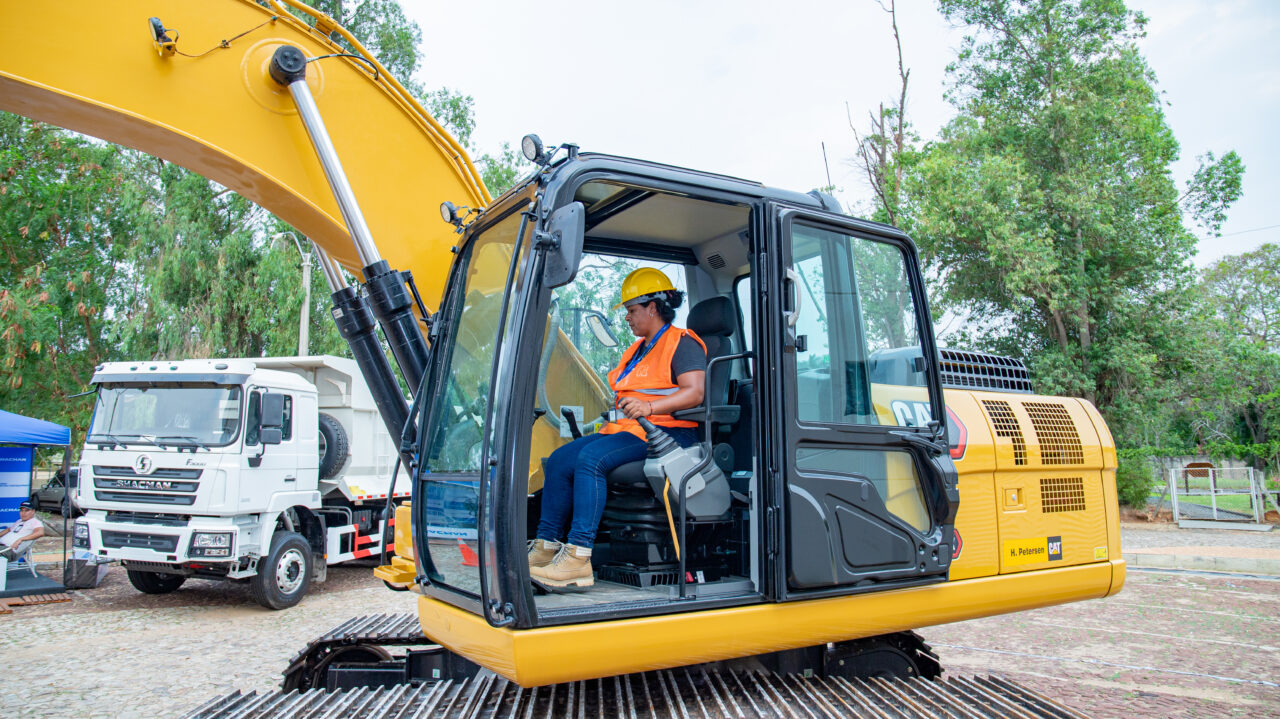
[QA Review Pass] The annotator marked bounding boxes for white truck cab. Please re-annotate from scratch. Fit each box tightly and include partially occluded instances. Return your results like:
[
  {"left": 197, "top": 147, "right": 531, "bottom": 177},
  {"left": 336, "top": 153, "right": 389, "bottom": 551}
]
[{"left": 73, "top": 356, "right": 408, "bottom": 609}]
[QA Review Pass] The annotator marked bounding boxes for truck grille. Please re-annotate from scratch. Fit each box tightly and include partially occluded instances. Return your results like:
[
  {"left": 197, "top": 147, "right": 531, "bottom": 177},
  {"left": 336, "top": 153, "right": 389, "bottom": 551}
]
[
  {"left": 94, "top": 491, "right": 197, "bottom": 506},
  {"left": 91, "top": 466, "right": 200, "bottom": 505},
  {"left": 101, "top": 530, "right": 179, "bottom": 553},
  {"left": 94, "top": 477, "right": 198, "bottom": 492},
  {"left": 105, "top": 511, "right": 190, "bottom": 527},
  {"left": 94, "top": 465, "right": 203, "bottom": 479}
]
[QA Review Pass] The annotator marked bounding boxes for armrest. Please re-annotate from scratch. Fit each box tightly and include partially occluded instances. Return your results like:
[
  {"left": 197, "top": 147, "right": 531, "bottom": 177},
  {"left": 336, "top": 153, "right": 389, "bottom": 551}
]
[{"left": 671, "top": 405, "right": 741, "bottom": 425}]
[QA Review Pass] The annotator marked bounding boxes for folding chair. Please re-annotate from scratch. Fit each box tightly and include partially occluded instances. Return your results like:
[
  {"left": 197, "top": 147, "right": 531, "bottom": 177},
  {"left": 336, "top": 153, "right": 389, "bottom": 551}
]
[{"left": 3, "top": 541, "right": 39, "bottom": 578}]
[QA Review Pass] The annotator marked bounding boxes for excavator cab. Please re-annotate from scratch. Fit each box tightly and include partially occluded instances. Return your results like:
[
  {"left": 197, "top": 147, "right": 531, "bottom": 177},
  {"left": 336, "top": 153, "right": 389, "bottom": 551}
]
[{"left": 409, "top": 153, "right": 958, "bottom": 649}]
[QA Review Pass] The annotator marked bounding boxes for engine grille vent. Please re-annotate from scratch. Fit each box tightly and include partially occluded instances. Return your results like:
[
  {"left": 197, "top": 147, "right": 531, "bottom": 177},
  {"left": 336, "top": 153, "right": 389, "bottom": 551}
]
[
  {"left": 1024, "top": 402, "right": 1084, "bottom": 464},
  {"left": 939, "top": 350, "right": 1033, "bottom": 393},
  {"left": 1040, "top": 477, "right": 1086, "bottom": 513},
  {"left": 982, "top": 400, "right": 1026, "bottom": 465}
]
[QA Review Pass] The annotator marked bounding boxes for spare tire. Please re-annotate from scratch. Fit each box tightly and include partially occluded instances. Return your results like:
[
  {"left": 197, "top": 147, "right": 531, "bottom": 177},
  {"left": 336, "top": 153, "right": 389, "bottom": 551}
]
[{"left": 317, "top": 413, "right": 349, "bottom": 479}]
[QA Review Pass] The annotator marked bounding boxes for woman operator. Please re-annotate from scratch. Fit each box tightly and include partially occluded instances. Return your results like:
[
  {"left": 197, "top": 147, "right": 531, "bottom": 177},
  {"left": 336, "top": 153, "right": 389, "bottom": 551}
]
[{"left": 529, "top": 268, "right": 707, "bottom": 590}]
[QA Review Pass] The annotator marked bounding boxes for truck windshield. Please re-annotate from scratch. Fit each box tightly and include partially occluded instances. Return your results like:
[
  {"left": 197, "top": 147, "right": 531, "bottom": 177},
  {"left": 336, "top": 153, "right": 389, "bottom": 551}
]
[{"left": 89, "top": 383, "right": 243, "bottom": 447}]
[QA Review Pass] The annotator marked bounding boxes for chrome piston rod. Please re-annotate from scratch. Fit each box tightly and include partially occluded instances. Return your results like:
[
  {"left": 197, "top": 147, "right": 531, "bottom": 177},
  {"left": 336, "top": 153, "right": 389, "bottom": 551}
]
[{"left": 269, "top": 45, "right": 381, "bottom": 269}]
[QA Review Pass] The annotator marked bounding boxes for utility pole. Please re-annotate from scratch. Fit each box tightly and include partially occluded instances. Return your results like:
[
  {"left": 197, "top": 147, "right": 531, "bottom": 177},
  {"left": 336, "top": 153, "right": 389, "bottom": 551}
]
[{"left": 273, "top": 231, "right": 311, "bottom": 356}]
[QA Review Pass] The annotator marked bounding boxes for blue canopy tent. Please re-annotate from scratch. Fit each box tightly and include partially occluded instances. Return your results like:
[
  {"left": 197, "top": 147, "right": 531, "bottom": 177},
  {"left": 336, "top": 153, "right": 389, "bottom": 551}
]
[
  {"left": 0, "top": 408, "right": 72, "bottom": 447},
  {"left": 0, "top": 408, "right": 72, "bottom": 597}
]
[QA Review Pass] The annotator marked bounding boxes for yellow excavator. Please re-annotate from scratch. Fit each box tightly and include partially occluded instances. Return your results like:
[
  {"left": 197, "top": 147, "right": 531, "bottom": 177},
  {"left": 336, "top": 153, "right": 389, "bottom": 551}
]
[{"left": 2, "top": 2, "right": 1122, "bottom": 716}]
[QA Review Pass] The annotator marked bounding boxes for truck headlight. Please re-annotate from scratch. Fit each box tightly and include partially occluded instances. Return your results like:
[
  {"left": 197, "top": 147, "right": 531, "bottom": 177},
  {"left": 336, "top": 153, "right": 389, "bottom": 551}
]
[
  {"left": 73, "top": 521, "right": 90, "bottom": 549},
  {"left": 189, "top": 532, "right": 234, "bottom": 558},
  {"left": 193, "top": 533, "right": 231, "bottom": 548}
]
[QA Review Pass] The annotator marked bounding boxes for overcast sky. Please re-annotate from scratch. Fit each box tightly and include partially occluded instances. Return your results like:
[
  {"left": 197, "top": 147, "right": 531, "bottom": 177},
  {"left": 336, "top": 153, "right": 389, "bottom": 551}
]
[{"left": 407, "top": 0, "right": 1277, "bottom": 267}]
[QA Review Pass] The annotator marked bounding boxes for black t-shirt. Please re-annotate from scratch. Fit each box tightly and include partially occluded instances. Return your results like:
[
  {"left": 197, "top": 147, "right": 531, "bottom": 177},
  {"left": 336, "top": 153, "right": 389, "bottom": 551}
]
[{"left": 670, "top": 335, "right": 707, "bottom": 378}]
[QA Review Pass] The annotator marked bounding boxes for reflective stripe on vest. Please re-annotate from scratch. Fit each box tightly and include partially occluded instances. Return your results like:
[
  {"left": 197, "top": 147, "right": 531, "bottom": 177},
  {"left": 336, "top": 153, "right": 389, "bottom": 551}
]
[{"left": 601, "top": 326, "right": 707, "bottom": 440}]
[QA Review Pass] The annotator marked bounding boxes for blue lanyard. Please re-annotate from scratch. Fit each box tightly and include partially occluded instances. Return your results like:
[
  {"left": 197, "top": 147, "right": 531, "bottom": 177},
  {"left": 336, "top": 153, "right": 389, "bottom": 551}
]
[{"left": 616, "top": 324, "right": 670, "bottom": 386}]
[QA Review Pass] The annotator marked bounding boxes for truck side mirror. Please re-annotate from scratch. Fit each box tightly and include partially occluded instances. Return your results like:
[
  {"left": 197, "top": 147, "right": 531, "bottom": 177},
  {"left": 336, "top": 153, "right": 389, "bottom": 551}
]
[
  {"left": 541, "top": 201, "right": 585, "bottom": 288},
  {"left": 261, "top": 393, "right": 285, "bottom": 429},
  {"left": 260, "top": 427, "right": 283, "bottom": 445}
]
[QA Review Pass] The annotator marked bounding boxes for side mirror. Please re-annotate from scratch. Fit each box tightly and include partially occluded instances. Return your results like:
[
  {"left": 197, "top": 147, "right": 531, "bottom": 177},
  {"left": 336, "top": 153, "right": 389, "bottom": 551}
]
[
  {"left": 260, "top": 427, "right": 283, "bottom": 445},
  {"left": 541, "top": 201, "right": 585, "bottom": 288},
  {"left": 261, "top": 393, "right": 285, "bottom": 429},
  {"left": 584, "top": 312, "right": 618, "bottom": 347},
  {"left": 67, "top": 468, "right": 79, "bottom": 489}
]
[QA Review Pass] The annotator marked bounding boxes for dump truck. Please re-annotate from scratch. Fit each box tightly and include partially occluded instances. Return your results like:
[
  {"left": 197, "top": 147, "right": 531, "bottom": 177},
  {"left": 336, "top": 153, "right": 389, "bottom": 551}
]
[
  {"left": 73, "top": 356, "right": 410, "bottom": 608},
  {"left": 1, "top": 2, "right": 1123, "bottom": 715}
]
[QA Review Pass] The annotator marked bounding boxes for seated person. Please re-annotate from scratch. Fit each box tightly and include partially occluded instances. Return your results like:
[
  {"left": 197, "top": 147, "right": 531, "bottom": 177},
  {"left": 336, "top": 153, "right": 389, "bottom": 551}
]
[
  {"left": 529, "top": 269, "right": 707, "bottom": 589},
  {"left": 1, "top": 501, "right": 45, "bottom": 562}
]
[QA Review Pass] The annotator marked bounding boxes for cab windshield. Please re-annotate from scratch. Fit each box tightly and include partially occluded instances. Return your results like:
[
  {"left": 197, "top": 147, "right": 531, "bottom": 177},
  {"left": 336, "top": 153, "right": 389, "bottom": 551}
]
[
  {"left": 88, "top": 383, "right": 243, "bottom": 447},
  {"left": 417, "top": 201, "right": 530, "bottom": 596}
]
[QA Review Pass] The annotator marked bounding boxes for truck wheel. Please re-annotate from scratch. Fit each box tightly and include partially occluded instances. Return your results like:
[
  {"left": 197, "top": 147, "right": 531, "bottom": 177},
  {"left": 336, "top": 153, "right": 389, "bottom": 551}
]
[
  {"left": 317, "top": 412, "right": 349, "bottom": 479},
  {"left": 251, "top": 531, "right": 312, "bottom": 610},
  {"left": 127, "top": 569, "right": 187, "bottom": 594}
]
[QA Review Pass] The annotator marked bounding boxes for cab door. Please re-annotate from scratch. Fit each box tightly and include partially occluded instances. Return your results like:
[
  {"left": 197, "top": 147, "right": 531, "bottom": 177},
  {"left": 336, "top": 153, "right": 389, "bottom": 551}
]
[{"left": 765, "top": 207, "right": 957, "bottom": 596}]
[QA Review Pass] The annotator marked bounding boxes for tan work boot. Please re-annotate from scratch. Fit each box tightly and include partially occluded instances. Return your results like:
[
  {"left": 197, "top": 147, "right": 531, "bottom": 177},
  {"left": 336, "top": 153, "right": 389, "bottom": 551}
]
[
  {"left": 529, "top": 544, "right": 594, "bottom": 589},
  {"left": 527, "top": 538, "right": 561, "bottom": 568}
]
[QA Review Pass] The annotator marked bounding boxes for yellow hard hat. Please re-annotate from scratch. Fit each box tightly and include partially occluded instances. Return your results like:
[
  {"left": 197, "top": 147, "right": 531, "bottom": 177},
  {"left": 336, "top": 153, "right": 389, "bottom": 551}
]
[{"left": 613, "top": 268, "right": 676, "bottom": 310}]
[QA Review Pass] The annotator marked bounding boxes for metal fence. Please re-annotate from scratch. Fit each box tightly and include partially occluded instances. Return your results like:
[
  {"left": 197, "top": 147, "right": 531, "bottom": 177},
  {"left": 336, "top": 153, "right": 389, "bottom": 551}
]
[{"left": 1168, "top": 466, "right": 1266, "bottom": 523}]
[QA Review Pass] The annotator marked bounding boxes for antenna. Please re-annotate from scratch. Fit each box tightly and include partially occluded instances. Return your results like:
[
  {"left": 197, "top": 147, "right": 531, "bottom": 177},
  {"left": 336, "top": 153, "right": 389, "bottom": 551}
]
[{"left": 821, "top": 141, "right": 833, "bottom": 190}]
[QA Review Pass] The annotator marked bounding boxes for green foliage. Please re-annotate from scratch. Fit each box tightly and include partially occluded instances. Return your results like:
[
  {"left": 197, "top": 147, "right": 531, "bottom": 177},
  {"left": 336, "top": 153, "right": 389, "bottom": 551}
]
[
  {"left": 0, "top": 116, "right": 137, "bottom": 440},
  {"left": 900, "top": 0, "right": 1244, "bottom": 445},
  {"left": 1115, "top": 454, "right": 1156, "bottom": 508},
  {"left": 1183, "top": 151, "right": 1245, "bottom": 237},
  {"left": 0, "top": 0, "right": 517, "bottom": 448},
  {"left": 479, "top": 142, "right": 529, "bottom": 197},
  {"left": 1173, "top": 244, "right": 1280, "bottom": 475}
]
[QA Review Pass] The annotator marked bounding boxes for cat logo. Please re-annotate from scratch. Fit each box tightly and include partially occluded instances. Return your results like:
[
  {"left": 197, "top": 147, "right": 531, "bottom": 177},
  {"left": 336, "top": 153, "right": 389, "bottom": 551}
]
[{"left": 1047, "top": 536, "right": 1063, "bottom": 561}]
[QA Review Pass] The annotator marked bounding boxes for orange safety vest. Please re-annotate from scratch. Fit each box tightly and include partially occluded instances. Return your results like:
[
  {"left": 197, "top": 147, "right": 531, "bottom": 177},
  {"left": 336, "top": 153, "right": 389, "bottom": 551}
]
[{"left": 601, "top": 326, "right": 707, "bottom": 440}]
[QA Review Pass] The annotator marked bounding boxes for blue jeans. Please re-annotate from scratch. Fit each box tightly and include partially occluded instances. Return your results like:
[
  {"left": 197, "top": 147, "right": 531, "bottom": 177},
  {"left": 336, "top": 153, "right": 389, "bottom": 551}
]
[{"left": 536, "top": 426, "right": 700, "bottom": 548}]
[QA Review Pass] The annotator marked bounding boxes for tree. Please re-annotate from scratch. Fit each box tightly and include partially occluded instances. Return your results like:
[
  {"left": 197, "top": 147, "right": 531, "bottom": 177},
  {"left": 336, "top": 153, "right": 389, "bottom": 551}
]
[
  {"left": 904, "top": 0, "right": 1244, "bottom": 440},
  {"left": 0, "top": 116, "right": 138, "bottom": 441},
  {"left": 1201, "top": 243, "right": 1279, "bottom": 351},
  {"left": 851, "top": 0, "right": 914, "bottom": 227},
  {"left": 1188, "top": 244, "right": 1280, "bottom": 474}
]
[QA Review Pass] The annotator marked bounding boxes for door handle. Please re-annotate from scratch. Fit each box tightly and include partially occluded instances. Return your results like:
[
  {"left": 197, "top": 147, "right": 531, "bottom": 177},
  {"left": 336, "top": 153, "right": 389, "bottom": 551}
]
[
  {"left": 284, "top": 475, "right": 296, "bottom": 482},
  {"left": 890, "top": 430, "right": 946, "bottom": 456},
  {"left": 783, "top": 268, "right": 803, "bottom": 328}
]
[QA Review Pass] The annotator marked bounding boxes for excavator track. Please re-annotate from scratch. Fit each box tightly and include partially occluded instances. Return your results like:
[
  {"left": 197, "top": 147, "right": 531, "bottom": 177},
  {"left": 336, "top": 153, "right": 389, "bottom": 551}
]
[
  {"left": 192, "top": 613, "right": 1087, "bottom": 718},
  {"left": 184, "top": 670, "right": 1087, "bottom": 718},
  {"left": 281, "top": 613, "right": 432, "bottom": 691}
]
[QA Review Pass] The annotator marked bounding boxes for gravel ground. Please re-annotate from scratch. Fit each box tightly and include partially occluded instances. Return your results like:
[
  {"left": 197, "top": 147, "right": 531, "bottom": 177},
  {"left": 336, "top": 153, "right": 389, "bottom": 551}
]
[
  {"left": 1, "top": 564, "right": 415, "bottom": 719},
  {"left": 2, "top": 520, "right": 1277, "bottom": 718},
  {"left": 1121, "top": 521, "right": 1280, "bottom": 550}
]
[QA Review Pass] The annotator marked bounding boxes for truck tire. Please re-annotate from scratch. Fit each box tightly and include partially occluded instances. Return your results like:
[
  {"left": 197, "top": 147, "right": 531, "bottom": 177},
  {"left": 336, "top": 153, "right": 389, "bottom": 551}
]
[
  {"left": 317, "top": 412, "right": 349, "bottom": 480},
  {"left": 251, "top": 531, "right": 312, "bottom": 610},
  {"left": 127, "top": 569, "right": 187, "bottom": 594}
]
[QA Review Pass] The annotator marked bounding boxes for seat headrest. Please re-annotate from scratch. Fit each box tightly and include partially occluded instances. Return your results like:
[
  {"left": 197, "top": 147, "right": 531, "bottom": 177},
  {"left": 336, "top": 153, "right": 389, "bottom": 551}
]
[{"left": 688, "top": 296, "right": 736, "bottom": 338}]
